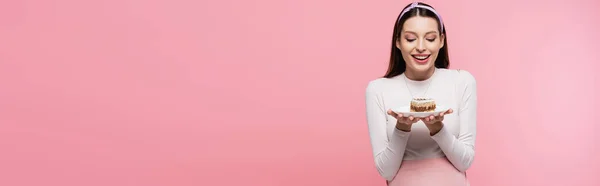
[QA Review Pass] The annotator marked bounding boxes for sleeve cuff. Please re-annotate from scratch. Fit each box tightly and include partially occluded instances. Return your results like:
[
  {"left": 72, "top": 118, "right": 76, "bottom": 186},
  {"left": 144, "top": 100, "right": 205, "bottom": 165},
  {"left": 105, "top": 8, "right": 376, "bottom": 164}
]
[
  {"left": 430, "top": 125, "right": 453, "bottom": 143},
  {"left": 390, "top": 128, "right": 411, "bottom": 142}
]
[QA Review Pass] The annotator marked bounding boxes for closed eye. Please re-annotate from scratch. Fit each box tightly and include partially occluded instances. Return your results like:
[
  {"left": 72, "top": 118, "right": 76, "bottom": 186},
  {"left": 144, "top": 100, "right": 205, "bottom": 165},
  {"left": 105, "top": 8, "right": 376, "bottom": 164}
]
[{"left": 406, "top": 38, "right": 436, "bottom": 42}]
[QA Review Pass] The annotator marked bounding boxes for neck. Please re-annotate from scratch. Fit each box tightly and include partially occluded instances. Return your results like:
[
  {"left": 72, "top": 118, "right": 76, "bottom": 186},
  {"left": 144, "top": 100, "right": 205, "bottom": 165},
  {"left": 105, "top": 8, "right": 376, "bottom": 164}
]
[{"left": 405, "top": 67, "right": 436, "bottom": 81}]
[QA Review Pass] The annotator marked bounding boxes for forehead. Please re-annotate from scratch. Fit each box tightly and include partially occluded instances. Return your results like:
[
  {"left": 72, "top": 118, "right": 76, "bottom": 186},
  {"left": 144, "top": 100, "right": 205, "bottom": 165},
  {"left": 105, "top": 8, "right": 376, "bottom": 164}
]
[{"left": 402, "top": 16, "right": 439, "bottom": 34}]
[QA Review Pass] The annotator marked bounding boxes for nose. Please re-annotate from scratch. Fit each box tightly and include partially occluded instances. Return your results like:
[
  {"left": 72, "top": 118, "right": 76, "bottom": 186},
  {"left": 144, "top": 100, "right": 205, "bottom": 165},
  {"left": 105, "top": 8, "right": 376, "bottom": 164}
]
[{"left": 416, "top": 40, "right": 426, "bottom": 53}]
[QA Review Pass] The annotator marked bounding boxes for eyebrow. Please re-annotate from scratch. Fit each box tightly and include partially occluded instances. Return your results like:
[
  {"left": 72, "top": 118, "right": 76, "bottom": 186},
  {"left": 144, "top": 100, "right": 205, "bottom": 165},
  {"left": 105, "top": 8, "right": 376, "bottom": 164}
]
[{"left": 403, "top": 31, "right": 438, "bottom": 35}]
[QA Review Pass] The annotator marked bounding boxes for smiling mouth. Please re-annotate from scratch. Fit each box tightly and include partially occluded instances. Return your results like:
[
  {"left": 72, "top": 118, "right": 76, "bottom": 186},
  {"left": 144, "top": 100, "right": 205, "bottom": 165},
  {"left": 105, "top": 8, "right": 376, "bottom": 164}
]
[{"left": 412, "top": 55, "right": 430, "bottom": 60}]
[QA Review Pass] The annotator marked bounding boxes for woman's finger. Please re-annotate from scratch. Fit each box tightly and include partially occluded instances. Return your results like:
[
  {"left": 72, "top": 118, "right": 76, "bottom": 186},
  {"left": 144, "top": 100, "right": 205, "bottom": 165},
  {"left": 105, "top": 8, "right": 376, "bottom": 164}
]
[
  {"left": 411, "top": 117, "right": 420, "bottom": 123},
  {"left": 387, "top": 109, "right": 398, "bottom": 118},
  {"left": 397, "top": 116, "right": 414, "bottom": 124},
  {"left": 423, "top": 115, "right": 433, "bottom": 122}
]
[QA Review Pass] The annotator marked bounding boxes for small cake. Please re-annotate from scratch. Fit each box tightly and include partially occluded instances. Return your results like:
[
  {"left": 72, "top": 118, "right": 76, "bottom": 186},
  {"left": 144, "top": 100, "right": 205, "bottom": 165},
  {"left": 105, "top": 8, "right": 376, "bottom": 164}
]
[{"left": 410, "top": 97, "right": 436, "bottom": 112}]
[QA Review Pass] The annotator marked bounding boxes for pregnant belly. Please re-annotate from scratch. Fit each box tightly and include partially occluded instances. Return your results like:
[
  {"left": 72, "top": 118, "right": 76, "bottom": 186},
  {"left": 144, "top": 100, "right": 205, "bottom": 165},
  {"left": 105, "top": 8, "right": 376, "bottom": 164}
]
[{"left": 387, "top": 157, "right": 468, "bottom": 186}]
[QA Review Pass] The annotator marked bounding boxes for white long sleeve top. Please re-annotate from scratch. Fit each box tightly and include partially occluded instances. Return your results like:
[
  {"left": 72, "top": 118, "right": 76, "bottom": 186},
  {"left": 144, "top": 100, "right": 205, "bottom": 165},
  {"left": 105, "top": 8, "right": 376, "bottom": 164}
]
[{"left": 365, "top": 68, "right": 478, "bottom": 181}]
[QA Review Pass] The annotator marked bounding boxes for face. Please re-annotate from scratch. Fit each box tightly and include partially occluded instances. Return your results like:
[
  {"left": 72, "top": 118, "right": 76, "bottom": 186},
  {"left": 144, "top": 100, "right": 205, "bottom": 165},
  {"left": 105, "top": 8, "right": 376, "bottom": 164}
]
[{"left": 396, "top": 16, "right": 445, "bottom": 75}]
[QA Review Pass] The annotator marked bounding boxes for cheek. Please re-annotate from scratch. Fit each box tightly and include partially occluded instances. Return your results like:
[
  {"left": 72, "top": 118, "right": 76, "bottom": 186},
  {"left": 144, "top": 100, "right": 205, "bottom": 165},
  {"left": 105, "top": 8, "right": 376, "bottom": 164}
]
[
  {"left": 426, "top": 42, "right": 443, "bottom": 51},
  {"left": 398, "top": 43, "right": 413, "bottom": 55},
  {"left": 398, "top": 41, "right": 412, "bottom": 51}
]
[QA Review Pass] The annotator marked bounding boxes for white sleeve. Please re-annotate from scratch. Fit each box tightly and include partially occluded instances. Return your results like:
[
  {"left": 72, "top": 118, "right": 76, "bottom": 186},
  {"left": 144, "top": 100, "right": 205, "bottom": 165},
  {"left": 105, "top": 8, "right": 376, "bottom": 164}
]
[
  {"left": 430, "top": 70, "right": 477, "bottom": 172},
  {"left": 365, "top": 80, "right": 411, "bottom": 181}
]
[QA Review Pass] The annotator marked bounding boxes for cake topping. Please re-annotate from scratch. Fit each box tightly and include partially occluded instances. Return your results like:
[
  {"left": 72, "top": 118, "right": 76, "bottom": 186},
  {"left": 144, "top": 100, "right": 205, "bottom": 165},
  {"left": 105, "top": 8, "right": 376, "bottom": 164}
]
[{"left": 412, "top": 97, "right": 432, "bottom": 101}]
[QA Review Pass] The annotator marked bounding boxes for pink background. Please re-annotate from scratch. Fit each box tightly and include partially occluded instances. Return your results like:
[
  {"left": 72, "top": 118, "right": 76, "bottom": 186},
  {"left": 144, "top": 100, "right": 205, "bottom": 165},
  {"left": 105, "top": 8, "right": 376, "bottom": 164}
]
[{"left": 1, "top": 0, "right": 598, "bottom": 185}]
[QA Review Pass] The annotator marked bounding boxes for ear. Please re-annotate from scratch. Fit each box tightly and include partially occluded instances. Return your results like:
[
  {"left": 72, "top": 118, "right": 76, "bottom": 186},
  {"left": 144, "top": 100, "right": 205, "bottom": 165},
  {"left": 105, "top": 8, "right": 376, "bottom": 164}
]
[
  {"left": 395, "top": 39, "right": 401, "bottom": 50},
  {"left": 439, "top": 34, "right": 445, "bottom": 49}
]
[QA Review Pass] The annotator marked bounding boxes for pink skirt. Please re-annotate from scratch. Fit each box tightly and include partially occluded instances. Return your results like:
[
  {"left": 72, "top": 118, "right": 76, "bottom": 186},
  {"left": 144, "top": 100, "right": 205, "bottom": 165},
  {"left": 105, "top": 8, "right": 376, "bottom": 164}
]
[{"left": 387, "top": 157, "right": 469, "bottom": 186}]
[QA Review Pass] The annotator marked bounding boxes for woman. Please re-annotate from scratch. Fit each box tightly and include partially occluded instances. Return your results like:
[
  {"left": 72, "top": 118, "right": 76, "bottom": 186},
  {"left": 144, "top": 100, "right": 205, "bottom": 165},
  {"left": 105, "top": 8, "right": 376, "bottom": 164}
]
[{"left": 365, "top": 2, "right": 477, "bottom": 186}]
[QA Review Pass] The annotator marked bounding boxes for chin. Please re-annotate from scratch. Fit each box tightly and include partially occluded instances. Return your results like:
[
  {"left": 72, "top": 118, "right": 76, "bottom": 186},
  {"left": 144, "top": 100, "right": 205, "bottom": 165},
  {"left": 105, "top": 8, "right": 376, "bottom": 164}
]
[{"left": 410, "top": 61, "right": 434, "bottom": 71}]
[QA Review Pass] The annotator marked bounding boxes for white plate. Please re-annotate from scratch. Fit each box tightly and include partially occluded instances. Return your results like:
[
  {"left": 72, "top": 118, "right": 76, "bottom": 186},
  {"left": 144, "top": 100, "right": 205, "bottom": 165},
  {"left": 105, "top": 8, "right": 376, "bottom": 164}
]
[{"left": 391, "top": 105, "right": 451, "bottom": 118}]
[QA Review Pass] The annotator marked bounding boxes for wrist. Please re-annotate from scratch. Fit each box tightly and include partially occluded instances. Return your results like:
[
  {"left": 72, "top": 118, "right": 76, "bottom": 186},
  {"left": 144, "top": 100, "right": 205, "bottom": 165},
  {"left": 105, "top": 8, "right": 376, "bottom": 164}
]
[
  {"left": 395, "top": 122, "right": 412, "bottom": 132},
  {"left": 429, "top": 122, "right": 443, "bottom": 136}
]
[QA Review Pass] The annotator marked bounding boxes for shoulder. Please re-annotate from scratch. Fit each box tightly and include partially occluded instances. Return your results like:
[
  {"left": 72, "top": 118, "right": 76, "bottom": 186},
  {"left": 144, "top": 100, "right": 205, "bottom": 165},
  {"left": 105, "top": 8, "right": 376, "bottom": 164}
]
[
  {"left": 439, "top": 68, "right": 477, "bottom": 87},
  {"left": 366, "top": 78, "right": 384, "bottom": 89},
  {"left": 365, "top": 77, "right": 397, "bottom": 94},
  {"left": 456, "top": 69, "right": 477, "bottom": 86},
  {"left": 366, "top": 78, "right": 385, "bottom": 95}
]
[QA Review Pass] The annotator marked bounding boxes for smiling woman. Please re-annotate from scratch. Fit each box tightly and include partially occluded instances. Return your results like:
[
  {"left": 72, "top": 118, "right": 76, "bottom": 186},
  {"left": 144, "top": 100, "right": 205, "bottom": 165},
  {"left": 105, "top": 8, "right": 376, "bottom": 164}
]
[
  {"left": 384, "top": 2, "right": 449, "bottom": 80},
  {"left": 365, "top": 2, "right": 477, "bottom": 186}
]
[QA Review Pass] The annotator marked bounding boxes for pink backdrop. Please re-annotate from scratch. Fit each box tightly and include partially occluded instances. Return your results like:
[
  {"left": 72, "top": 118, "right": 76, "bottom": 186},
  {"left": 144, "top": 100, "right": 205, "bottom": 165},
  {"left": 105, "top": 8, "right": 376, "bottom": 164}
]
[{"left": 1, "top": 0, "right": 598, "bottom": 185}]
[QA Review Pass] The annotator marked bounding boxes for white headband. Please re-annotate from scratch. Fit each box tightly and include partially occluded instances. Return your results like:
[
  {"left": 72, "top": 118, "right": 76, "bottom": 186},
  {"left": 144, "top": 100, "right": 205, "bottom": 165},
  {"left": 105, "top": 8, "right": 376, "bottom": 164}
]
[{"left": 398, "top": 2, "right": 444, "bottom": 32}]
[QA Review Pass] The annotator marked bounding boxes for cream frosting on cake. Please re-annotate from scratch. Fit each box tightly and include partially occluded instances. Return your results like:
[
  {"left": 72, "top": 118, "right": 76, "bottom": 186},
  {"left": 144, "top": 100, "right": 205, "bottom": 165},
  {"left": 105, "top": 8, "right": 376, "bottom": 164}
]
[{"left": 410, "top": 97, "right": 436, "bottom": 112}]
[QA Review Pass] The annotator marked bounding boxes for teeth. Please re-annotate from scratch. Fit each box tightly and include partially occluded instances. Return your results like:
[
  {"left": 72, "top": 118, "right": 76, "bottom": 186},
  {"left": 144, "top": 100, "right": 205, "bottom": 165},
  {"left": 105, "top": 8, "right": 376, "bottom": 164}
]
[{"left": 413, "top": 55, "right": 429, "bottom": 60}]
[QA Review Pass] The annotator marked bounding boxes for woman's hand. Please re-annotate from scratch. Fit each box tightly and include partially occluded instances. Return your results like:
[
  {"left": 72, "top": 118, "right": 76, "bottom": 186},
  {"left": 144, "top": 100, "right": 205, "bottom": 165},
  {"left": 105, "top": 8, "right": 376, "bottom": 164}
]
[
  {"left": 422, "top": 109, "right": 453, "bottom": 135},
  {"left": 387, "top": 109, "right": 420, "bottom": 132}
]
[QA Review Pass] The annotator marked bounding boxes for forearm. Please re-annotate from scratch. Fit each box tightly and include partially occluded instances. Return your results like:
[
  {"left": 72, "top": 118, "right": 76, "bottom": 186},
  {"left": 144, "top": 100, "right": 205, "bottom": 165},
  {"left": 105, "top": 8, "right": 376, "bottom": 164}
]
[
  {"left": 372, "top": 128, "right": 410, "bottom": 181},
  {"left": 430, "top": 126, "right": 475, "bottom": 172}
]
